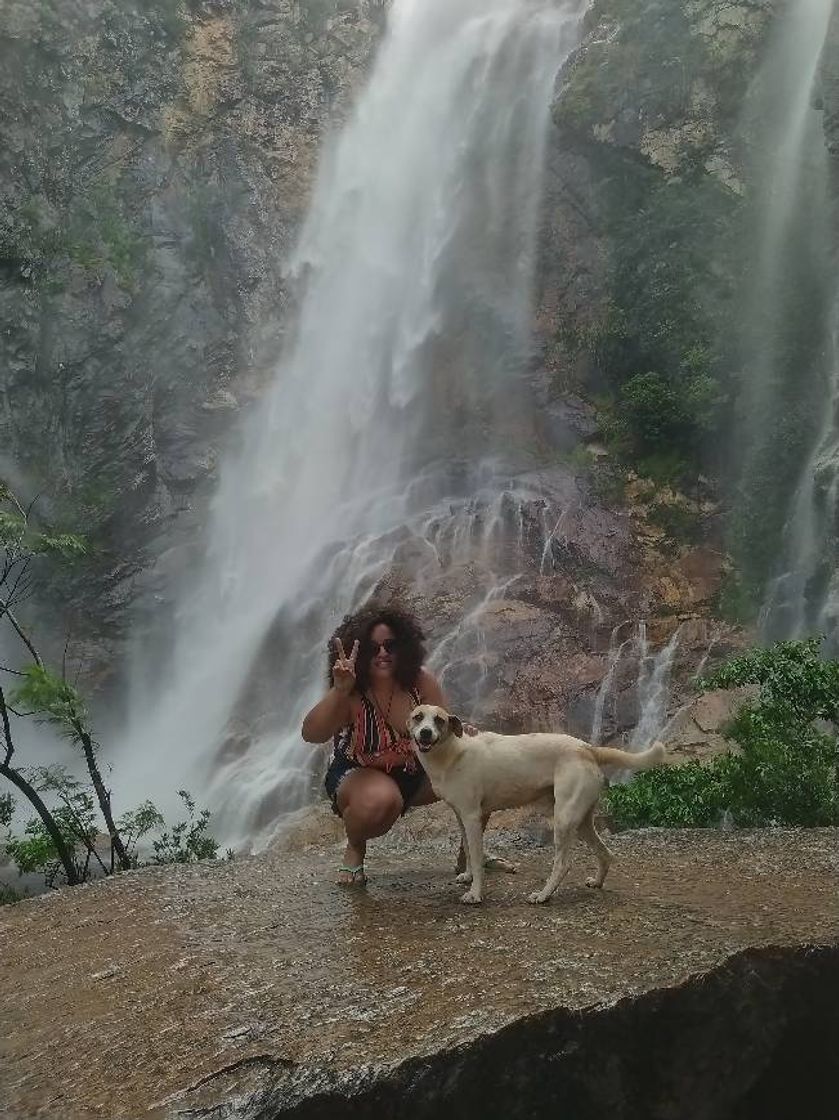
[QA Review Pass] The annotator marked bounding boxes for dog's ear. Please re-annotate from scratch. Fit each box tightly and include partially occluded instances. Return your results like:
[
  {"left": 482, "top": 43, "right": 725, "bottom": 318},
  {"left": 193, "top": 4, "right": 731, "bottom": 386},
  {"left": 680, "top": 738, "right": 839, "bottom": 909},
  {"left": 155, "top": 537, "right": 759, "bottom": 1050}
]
[{"left": 449, "top": 714, "right": 464, "bottom": 738}]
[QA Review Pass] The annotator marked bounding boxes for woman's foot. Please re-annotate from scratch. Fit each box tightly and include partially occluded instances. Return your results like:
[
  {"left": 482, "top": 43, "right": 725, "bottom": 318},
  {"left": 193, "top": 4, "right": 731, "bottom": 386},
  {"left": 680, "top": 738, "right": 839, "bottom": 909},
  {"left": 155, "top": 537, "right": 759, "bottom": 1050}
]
[{"left": 337, "top": 842, "right": 367, "bottom": 886}]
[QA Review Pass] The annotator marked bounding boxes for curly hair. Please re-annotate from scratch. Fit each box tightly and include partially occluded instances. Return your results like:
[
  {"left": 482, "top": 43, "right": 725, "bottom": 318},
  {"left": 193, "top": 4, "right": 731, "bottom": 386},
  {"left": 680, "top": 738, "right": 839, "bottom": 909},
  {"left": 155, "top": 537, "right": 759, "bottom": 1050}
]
[{"left": 327, "top": 601, "right": 426, "bottom": 694}]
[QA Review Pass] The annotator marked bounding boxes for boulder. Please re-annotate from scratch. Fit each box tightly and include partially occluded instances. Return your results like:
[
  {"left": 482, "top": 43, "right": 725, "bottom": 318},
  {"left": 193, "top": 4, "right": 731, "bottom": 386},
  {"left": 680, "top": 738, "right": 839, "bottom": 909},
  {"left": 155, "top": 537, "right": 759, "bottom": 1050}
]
[{"left": 1, "top": 811, "right": 836, "bottom": 1118}]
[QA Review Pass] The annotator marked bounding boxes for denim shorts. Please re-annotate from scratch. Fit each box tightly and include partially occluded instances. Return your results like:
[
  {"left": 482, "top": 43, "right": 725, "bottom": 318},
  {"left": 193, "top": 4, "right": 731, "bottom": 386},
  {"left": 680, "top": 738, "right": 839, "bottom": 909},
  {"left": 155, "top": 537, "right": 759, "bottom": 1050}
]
[{"left": 324, "top": 754, "right": 426, "bottom": 817}]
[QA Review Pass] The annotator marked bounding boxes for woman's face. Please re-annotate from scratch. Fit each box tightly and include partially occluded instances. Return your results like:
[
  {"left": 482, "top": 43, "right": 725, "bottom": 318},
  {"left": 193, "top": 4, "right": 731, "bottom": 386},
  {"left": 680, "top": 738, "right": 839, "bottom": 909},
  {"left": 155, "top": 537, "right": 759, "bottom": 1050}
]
[{"left": 366, "top": 622, "right": 398, "bottom": 685}]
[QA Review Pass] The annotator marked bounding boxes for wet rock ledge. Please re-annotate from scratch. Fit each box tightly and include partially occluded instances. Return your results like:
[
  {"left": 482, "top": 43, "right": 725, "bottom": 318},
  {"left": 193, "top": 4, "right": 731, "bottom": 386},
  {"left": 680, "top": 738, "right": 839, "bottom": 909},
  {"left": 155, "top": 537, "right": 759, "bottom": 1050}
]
[{"left": 1, "top": 812, "right": 837, "bottom": 1119}]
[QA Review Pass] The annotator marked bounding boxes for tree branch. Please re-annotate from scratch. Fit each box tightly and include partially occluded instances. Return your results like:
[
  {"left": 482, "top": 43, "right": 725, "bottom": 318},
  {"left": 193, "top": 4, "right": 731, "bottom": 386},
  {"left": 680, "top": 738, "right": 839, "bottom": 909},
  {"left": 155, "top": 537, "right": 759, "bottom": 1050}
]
[
  {"left": 0, "top": 762, "right": 81, "bottom": 886},
  {"left": 0, "top": 598, "right": 44, "bottom": 667},
  {"left": 0, "top": 683, "right": 14, "bottom": 765}
]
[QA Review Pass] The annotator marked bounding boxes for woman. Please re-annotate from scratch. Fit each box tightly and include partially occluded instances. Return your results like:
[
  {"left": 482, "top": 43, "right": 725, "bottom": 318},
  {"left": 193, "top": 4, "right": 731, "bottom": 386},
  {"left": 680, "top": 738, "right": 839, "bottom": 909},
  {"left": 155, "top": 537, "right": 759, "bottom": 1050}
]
[{"left": 302, "top": 602, "right": 499, "bottom": 885}]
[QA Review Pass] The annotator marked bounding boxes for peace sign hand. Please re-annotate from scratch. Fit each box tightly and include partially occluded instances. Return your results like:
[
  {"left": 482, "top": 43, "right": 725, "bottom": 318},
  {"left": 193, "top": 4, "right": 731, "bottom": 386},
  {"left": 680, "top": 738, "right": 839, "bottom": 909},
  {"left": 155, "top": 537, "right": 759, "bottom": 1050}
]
[{"left": 332, "top": 638, "right": 359, "bottom": 695}]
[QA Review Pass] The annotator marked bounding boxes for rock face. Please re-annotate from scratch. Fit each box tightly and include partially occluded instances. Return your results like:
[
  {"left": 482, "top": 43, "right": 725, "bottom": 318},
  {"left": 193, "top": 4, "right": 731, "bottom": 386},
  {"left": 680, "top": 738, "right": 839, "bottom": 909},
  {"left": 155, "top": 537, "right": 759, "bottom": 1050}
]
[
  {"left": 0, "top": 0, "right": 383, "bottom": 662},
  {"left": 1, "top": 816, "right": 837, "bottom": 1118}
]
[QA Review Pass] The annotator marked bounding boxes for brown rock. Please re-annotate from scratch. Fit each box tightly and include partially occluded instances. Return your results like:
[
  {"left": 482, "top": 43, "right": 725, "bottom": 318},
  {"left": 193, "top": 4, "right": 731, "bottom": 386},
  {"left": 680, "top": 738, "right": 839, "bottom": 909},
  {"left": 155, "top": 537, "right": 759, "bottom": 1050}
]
[
  {"left": 1, "top": 818, "right": 836, "bottom": 1119},
  {"left": 693, "top": 686, "right": 756, "bottom": 734}
]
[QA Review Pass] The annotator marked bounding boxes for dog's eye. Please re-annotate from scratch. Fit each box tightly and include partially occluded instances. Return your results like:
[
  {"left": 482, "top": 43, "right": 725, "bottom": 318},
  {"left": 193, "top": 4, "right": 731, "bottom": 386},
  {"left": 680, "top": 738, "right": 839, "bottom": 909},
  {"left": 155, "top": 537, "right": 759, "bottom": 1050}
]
[
  {"left": 412, "top": 712, "right": 423, "bottom": 723},
  {"left": 434, "top": 715, "right": 444, "bottom": 728}
]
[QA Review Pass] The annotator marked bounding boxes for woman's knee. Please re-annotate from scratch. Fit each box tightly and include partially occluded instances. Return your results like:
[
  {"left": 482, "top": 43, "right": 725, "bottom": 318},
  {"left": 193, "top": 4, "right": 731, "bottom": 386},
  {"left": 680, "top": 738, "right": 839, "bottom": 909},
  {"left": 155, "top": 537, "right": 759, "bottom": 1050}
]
[{"left": 342, "top": 783, "right": 403, "bottom": 836}]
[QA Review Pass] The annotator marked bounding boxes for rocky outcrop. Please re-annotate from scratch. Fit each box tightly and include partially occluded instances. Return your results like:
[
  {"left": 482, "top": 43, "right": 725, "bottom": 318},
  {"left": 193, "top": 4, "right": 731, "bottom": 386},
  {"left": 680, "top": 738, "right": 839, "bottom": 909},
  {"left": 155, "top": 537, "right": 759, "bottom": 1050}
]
[
  {"left": 1, "top": 819, "right": 836, "bottom": 1118},
  {"left": 534, "top": 0, "right": 778, "bottom": 383}
]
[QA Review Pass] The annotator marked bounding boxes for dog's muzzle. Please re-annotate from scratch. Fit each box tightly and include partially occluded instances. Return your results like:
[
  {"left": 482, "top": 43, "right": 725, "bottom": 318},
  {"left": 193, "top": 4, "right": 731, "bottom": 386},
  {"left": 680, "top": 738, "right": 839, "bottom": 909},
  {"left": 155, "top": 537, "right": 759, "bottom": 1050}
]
[{"left": 416, "top": 727, "right": 435, "bottom": 752}]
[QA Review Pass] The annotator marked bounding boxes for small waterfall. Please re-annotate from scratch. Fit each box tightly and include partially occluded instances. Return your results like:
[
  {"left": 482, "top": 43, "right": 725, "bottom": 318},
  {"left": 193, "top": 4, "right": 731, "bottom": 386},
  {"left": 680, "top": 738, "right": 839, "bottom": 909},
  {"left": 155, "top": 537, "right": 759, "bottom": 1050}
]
[
  {"left": 628, "top": 622, "right": 684, "bottom": 749},
  {"left": 115, "top": 0, "right": 587, "bottom": 849},
  {"left": 589, "top": 621, "right": 686, "bottom": 750},
  {"left": 589, "top": 622, "right": 631, "bottom": 746},
  {"left": 734, "top": 0, "right": 838, "bottom": 638}
]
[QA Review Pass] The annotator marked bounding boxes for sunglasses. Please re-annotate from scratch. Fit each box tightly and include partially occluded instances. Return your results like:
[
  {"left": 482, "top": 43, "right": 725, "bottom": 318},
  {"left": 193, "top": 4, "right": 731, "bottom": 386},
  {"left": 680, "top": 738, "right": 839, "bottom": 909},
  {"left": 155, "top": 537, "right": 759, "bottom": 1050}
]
[{"left": 365, "top": 638, "right": 399, "bottom": 655}]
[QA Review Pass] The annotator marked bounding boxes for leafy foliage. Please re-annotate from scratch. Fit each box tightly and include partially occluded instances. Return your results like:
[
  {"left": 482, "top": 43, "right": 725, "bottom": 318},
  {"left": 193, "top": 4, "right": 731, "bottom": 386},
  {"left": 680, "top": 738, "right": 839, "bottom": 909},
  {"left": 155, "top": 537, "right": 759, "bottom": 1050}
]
[
  {"left": 31, "top": 532, "right": 88, "bottom": 559},
  {"left": 150, "top": 790, "right": 221, "bottom": 865},
  {"left": 0, "top": 792, "right": 14, "bottom": 828},
  {"left": 3, "top": 769, "right": 96, "bottom": 886},
  {"left": 0, "top": 881, "right": 25, "bottom": 905},
  {"left": 0, "top": 511, "right": 26, "bottom": 547},
  {"left": 0, "top": 483, "right": 227, "bottom": 892},
  {"left": 1, "top": 773, "right": 222, "bottom": 886},
  {"left": 12, "top": 666, "right": 90, "bottom": 743},
  {"left": 606, "top": 639, "right": 839, "bottom": 829}
]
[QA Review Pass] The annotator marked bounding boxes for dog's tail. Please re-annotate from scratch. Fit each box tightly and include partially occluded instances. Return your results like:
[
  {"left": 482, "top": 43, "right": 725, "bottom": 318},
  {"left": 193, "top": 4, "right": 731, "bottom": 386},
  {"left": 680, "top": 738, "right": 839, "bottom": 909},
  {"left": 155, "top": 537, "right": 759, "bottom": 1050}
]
[{"left": 588, "top": 741, "right": 666, "bottom": 772}]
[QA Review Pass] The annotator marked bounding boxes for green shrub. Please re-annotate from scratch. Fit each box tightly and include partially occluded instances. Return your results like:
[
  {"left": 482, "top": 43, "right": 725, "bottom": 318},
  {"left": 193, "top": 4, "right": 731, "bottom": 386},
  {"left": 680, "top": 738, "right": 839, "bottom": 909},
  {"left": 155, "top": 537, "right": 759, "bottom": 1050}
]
[
  {"left": 647, "top": 499, "right": 702, "bottom": 544},
  {"left": 151, "top": 790, "right": 222, "bottom": 865},
  {"left": 606, "top": 639, "right": 839, "bottom": 829}
]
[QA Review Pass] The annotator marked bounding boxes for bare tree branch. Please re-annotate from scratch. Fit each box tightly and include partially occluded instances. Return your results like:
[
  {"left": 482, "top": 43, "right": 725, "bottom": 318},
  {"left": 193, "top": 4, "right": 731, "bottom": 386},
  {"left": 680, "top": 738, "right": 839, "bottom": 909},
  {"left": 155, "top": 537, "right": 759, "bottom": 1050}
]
[
  {"left": 0, "top": 683, "right": 14, "bottom": 766},
  {"left": 0, "top": 598, "right": 44, "bottom": 667}
]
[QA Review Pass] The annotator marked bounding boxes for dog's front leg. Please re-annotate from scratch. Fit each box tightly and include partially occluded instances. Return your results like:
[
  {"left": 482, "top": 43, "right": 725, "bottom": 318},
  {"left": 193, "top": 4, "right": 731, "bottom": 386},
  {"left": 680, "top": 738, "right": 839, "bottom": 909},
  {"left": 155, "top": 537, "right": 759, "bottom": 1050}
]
[
  {"left": 459, "top": 811, "right": 485, "bottom": 904},
  {"left": 453, "top": 809, "right": 473, "bottom": 885}
]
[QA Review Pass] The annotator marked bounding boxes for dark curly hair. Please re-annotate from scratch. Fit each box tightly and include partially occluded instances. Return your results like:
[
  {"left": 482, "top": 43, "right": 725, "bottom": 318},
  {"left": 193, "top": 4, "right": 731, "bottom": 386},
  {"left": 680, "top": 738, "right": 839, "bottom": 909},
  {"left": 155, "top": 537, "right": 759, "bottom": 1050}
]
[{"left": 327, "top": 602, "right": 426, "bottom": 694}]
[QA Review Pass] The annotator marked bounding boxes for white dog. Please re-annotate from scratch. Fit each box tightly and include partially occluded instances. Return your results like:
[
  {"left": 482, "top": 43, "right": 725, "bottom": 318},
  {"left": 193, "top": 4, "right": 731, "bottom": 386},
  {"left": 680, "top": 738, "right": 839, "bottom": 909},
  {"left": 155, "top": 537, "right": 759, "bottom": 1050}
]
[{"left": 409, "top": 704, "right": 665, "bottom": 905}]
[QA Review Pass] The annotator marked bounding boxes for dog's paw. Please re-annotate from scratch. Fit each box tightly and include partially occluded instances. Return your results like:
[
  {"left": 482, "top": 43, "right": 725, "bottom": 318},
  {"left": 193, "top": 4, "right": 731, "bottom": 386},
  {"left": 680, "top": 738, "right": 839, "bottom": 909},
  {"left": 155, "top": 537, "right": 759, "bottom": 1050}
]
[
  {"left": 585, "top": 876, "right": 604, "bottom": 889},
  {"left": 455, "top": 871, "right": 473, "bottom": 885},
  {"left": 527, "top": 890, "right": 550, "bottom": 905},
  {"left": 460, "top": 889, "right": 483, "bottom": 905}
]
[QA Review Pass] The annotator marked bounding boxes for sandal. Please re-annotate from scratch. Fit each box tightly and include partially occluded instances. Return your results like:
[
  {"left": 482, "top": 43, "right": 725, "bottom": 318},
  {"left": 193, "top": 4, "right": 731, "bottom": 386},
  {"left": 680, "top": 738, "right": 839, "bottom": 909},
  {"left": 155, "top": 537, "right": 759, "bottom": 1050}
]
[{"left": 337, "top": 864, "right": 368, "bottom": 886}]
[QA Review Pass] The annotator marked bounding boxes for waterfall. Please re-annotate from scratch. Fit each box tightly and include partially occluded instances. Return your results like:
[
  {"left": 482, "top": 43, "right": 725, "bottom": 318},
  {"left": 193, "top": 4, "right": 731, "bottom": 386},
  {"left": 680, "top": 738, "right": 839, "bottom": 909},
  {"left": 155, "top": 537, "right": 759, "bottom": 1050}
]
[
  {"left": 735, "top": 0, "right": 838, "bottom": 642},
  {"left": 589, "top": 621, "right": 685, "bottom": 750},
  {"left": 628, "top": 622, "right": 684, "bottom": 749},
  {"left": 589, "top": 622, "right": 631, "bottom": 746},
  {"left": 115, "top": 0, "right": 587, "bottom": 850}
]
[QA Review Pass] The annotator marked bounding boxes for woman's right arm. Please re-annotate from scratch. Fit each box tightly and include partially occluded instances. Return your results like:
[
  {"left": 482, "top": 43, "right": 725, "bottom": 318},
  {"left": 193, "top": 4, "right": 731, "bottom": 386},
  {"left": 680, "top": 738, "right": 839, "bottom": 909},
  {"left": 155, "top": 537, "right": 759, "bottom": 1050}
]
[
  {"left": 301, "top": 687, "right": 352, "bottom": 743},
  {"left": 301, "top": 638, "right": 359, "bottom": 744}
]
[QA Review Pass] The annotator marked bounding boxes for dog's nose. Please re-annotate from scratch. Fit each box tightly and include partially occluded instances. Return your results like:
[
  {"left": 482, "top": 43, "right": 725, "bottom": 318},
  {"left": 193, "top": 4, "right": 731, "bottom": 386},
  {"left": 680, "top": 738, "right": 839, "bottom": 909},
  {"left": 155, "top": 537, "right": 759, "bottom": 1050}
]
[{"left": 418, "top": 727, "right": 433, "bottom": 745}]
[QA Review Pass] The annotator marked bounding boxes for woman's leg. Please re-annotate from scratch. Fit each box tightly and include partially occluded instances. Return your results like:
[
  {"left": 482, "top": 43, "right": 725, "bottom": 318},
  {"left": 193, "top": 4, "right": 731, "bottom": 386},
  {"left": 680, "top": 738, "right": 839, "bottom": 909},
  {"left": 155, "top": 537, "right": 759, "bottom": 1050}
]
[{"left": 335, "top": 768, "right": 404, "bottom": 884}]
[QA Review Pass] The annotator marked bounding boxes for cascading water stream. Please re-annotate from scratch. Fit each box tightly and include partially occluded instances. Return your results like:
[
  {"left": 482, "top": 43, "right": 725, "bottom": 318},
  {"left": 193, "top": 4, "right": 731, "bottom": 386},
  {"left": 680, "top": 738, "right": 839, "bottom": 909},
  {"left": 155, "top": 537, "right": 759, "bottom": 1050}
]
[
  {"left": 628, "top": 622, "right": 685, "bottom": 750},
  {"left": 590, "top": 622, "right": 631, "bottom": 747},
  {"left": 589, "top": 621, "right": 687, "bottom": 752},
  {"left": 735, "top": 0, "right": 838, "bottom": 643},
  {"left": 115, "top": 0, "right": 587, "bottom": 849}
]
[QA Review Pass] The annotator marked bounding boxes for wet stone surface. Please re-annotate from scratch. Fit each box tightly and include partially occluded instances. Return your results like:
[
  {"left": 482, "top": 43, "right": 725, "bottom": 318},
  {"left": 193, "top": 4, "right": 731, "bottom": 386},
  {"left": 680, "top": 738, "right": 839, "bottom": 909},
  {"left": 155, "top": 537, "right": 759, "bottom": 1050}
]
[{"left": 1, "top": 809, "right": 837, "bottom": 1118}]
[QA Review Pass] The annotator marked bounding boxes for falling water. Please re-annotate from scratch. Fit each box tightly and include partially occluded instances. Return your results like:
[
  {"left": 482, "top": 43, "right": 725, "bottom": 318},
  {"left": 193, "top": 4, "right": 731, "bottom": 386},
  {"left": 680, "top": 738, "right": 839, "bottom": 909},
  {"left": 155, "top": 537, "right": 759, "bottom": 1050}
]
[
  {"left": 116, "top": 0, "right": 587, "bottom": 849},
  {"left": 589, "top": 621, "right": 686, "bottom": 750},
  {"left": 736, "top": 0, "right": 838, "bottom": 641},
  {"left": 589, "top": 621, "right": 631, "bottom": 746},
  {"left": 628, "top": 622, "right": 685, "bottom": 749}
]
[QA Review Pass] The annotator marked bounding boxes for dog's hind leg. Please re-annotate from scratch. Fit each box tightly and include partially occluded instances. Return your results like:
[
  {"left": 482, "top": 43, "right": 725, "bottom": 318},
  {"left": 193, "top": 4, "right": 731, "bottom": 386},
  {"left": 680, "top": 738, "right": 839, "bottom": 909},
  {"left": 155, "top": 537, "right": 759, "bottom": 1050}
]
[
  {"left": 578, "top": 806, "right": 612, "bottom": 888},
  {"left": 528, "top": 771, "right": 597, "bottom": 905},
  {"left": 458, "top": 811, "right": 486, "bottom": 904},
  {"left": 527, "top": 814, "right": 574, "bottom": 904}
]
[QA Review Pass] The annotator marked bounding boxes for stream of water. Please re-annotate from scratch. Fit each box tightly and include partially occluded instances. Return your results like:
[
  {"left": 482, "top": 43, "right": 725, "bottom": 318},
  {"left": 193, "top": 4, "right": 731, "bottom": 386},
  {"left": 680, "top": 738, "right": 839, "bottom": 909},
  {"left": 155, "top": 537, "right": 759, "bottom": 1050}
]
[{"left": 739, "top": 0, "right": 838, "bottom": 645}]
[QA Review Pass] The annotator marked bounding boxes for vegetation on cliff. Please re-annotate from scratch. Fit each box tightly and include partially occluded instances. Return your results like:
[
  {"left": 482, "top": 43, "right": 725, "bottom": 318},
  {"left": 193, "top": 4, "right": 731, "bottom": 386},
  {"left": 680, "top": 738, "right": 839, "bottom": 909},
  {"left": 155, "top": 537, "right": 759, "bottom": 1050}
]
[
  {"left": 607, "top": 638, "right": 839, "bottom": 829},
  {"left": 552, "top": 0, "right": 834, "bottom": 619}
]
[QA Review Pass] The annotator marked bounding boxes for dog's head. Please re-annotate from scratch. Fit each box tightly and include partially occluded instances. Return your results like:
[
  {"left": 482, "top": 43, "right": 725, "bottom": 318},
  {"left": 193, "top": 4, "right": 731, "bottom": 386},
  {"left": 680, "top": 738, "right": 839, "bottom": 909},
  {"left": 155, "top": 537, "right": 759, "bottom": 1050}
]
[{"left": 407, "top": 704, "right": 463, "bottom": 753}]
